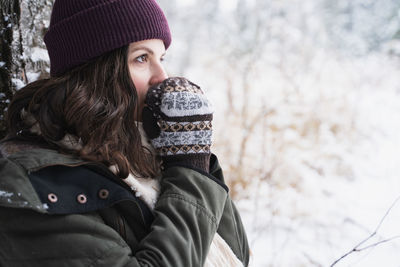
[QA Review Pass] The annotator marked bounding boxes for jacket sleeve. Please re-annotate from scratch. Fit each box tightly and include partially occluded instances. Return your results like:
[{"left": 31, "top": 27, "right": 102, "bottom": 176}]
[
  {"left": 210, "top": 154, "right": 251, "bottom": 266},
  {"left": 0, "top": 164, "right": 228, "bottom": 267}
]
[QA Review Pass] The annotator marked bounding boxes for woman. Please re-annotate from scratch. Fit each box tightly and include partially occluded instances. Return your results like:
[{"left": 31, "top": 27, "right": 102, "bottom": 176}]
[{"left": 0, "top": 0, "right": 250, "bottom": 266}]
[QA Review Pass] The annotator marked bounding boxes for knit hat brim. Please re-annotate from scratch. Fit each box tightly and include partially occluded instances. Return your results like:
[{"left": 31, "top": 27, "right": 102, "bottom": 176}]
[{"left": 44, "top": 0, "right": 171, "bottom": 76}]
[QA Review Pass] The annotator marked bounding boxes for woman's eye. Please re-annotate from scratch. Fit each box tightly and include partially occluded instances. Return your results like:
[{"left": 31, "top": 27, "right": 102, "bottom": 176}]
[{"left": 135, "top": 54, "right": 148, "bottom": 63}]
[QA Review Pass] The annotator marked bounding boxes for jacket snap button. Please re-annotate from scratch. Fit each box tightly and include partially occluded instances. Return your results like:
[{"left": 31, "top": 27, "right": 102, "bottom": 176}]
[
  {"left": 77, "top": 194, "right": 87, "bottom": 204},
  {"left": 98, "top": 189, "right": 109, "bottom": 199},
  {"left": 48, "top": 193, "right": 58, "bottom": 203}
]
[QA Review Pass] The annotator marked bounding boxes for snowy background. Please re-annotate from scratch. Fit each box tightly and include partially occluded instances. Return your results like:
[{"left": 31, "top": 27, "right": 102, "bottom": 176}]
[
  {"left": 157, "top": 0, "right": 400, "bottom": 266},
  {"left": 4, "top": 0, "right": 400, "bottom": 266}
]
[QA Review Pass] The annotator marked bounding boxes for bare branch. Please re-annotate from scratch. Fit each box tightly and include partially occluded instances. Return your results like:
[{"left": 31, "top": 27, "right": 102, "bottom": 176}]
[
  {"left": 356, "top": 235, "right": 400, "bottom": 251},
  {"left": 330, "top": 196, "right": 400, "bottom": 267},
  {"left": 303, "top": 252, "right": 324, "bottom": 267}
]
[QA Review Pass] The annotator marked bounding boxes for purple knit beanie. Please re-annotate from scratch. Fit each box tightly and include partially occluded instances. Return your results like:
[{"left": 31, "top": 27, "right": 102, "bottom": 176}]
[{"left": 44, "top": 0, "right": 171, "bottom": 77}]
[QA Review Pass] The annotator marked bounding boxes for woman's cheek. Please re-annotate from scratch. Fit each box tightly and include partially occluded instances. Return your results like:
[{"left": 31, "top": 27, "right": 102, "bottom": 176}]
[
  {"left": 136, "top": 81, "right": 148, "bottom": 103},
  {"left": 130, "top": 72, "right": 148, "bottom": 101}
]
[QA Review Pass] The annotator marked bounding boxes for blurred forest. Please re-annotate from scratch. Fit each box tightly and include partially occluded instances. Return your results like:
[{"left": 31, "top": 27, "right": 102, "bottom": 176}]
[{"left": 1, "top": 0, "right": 400, "bottom": 266}]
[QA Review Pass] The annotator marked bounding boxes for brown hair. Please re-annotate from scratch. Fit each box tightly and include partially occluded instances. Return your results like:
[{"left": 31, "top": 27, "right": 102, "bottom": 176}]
[{"left": 5, "top": 46, "right": 160, "bottom": 179}]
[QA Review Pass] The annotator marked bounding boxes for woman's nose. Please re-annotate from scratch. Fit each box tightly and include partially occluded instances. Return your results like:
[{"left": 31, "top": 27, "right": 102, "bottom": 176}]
[{"left": 149, "top": 62, "right": 168, "bottom": 86}]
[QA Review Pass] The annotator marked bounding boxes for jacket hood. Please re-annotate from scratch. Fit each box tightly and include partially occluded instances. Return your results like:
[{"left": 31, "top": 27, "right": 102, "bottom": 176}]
[{"left": 0, "top": 144, "right": 85, "bottom": 213}]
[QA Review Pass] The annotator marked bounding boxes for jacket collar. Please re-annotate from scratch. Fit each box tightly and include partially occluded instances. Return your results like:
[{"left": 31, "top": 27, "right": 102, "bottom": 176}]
[
  {"left": 7, "top": 148, "right": 85, "bottom": 173},
  {"left": 1, "top": 141, "right": 86, "bottom": 171},
  {"left": 0, "top": 143, "right": 86, "bottom": 213}
]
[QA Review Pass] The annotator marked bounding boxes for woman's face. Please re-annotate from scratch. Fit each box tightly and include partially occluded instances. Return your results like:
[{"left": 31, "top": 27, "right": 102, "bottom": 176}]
[{"left": 128, "top": 39, "right": 168, "bottom": 121}]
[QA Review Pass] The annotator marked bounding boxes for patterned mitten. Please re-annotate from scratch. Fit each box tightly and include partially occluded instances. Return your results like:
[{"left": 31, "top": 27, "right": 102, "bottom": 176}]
[{"left": 142, "top": 77, "right": 213, "bottom": 172}]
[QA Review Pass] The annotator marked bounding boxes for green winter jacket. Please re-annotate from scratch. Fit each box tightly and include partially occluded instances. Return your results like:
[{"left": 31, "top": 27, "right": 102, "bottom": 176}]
[{"left": 0, "top": 143, "right": 249, "bottom": 267}]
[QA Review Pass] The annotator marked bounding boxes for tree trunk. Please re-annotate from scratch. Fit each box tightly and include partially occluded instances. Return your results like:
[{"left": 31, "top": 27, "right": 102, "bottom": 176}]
[
  {"left": 0, "top": 0, "right": 23, "bottom": 138},
  {"left": 0, "top": 0, "right": 53, "bottom": 139}
]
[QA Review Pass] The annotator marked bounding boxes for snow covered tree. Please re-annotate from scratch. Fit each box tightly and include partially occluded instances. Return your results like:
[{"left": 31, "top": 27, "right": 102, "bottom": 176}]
[
  {"left": 0, "top": 0, "right": 23, "bottom": 138},
  {"left": 0, "top": 0, "right": 52, "bottom": 138},
  {"left": 322, "top": 0, "right": 400, "bottom": 55}
]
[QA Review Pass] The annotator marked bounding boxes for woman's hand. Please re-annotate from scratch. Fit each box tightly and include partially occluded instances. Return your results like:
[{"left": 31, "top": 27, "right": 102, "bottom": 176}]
[{"left": 142, "top": 77, "right": 213, "bottom": 172}]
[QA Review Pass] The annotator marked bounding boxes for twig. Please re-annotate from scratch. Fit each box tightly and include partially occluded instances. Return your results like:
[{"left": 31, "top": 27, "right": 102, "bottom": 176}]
[
  {"left": 303, "top": 252, "right": 324, "bottom": 267},
  {"left": 355, "top": 235, "right": 400, "bottom": 251},
  {"left": 330, "top": 196, "right": 400, "bottom": 266}
]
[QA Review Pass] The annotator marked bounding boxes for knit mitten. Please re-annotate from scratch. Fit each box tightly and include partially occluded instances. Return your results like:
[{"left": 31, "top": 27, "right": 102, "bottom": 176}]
[{"left": 142, "top": 77, "right": 213, "bottom": 172}]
